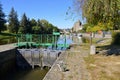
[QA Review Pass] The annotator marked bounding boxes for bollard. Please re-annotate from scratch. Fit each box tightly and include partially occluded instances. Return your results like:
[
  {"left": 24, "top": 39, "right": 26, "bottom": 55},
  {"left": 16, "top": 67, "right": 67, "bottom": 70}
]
[{"left": 90, "top": 45, "right": 96, "bottom": 55}]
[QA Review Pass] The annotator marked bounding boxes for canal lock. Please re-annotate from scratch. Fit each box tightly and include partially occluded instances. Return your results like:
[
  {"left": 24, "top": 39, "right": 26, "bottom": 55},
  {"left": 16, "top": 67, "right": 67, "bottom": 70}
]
[{"left": 16, "top": 49, "right": 61, "bottom": 70}]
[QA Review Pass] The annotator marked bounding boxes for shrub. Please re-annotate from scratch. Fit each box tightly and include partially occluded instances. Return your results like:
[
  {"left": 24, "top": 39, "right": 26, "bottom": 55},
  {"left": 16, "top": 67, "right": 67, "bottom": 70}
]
[
  {"left": 111, "top": 32, "right": 120, "bottom": 45},
  {"left": 82, "top": 37, "right": 90, "bottom": 43}
]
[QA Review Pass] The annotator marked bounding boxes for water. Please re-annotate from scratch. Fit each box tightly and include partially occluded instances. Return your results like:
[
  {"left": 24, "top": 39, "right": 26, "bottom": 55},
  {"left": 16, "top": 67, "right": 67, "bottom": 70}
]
[
  {"left": 47, "top": 35, "right": 73, "bottom": 50},
  {"left": 4, "top": 67, "right": 49, "bottom": 80}
]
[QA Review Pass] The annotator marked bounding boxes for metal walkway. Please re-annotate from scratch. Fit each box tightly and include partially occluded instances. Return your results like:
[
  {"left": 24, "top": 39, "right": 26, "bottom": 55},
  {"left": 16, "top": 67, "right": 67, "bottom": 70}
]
[{"left": 15, "top": 32, "right": 70, "bottom": 49}]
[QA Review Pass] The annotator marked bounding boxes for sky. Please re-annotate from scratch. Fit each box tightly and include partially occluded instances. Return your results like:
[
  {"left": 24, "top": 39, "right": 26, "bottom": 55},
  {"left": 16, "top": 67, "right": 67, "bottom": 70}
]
[{"left": 0, "top": 0, "right": 84, "bottom": 29}]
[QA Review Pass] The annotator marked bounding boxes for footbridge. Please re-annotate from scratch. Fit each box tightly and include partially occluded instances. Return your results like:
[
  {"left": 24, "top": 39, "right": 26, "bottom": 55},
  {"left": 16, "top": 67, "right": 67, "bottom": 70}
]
[{"left": 15, "top": 32, "right": 70, "bottom": 49}]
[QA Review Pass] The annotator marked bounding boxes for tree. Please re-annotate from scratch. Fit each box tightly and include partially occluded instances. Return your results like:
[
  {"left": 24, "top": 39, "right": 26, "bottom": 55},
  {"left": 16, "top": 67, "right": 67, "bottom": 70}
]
[
  {"left": 37, "top": 19, "right": 44, "bottom": 34},
  {"left": 8, "top": 7, "right": 19, "bottom": 33},
  {"left": 74, "top": 0, "right": 120, "bottom": 30},
  {"left": 39, "top": 19, "right": 59, "bottom": 34},
  {"left": 30, "top": 19, "right": 37, "bottom": 27},
  {"left": 32, "top": 26, "right": 41, "bottom": 34},
  {"left": 0, "top": 2, "right": 6, "bottom": 33},
  {"left": 19, "top": 13, "right": 32, "bottom": 34}
]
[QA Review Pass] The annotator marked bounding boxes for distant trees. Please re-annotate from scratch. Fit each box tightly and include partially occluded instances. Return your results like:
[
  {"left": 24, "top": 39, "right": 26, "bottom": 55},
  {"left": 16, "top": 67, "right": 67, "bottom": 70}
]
[
  {"left": 31, "top": 19, "right": 41, "bottom": 34},
  {"left": 8, "top": 7, "right": 19, "bottom": 33},
  {"left": 32, "top": 19, "right": 59, "bottom": 34},
  {"left": 0, "top": 1, "right": 59, "bottom": 34},
  {"left": 0, "top": 3, "right": 6, "bottom": 33}
]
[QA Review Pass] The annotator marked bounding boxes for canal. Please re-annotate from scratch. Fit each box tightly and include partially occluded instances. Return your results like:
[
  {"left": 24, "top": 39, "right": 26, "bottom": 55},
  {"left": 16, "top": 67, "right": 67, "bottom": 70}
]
[
  {"left": 0, "top": 35, "right": 81, "bottom": 80},
  {"left": 4, "top": 67, "right": 49, "bottom": 80}
]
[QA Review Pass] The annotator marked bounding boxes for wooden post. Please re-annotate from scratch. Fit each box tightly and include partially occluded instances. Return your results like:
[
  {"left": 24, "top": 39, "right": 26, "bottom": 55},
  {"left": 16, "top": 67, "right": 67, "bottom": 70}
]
[{"left": 64, "top": 35, "right": 66, "bottom": 48}]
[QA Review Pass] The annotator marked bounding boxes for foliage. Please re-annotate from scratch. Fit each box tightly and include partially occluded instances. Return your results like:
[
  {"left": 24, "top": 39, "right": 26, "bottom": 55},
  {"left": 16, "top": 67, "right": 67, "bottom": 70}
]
[
  {"left": 85, "top": 24, "right": 94, "bottom": 32},
  {"left": 82, "top": 37, "right": 90, "bottom": 43},
  {"left": 84, "top": 22, "right": 114, "bottom": 32},
  {"left": 38, "top": 19, "right": 59, "bottom": 34},
  {"left": 74, "top": 0, "right": 120, "bottom": 30},
  {"left": 32, "top": 26, "right": 41, "bottom": 34},
  {"left": 111, "top": 32, "right": 120, "bottom": 45},
  {"left": 19, "top": 13, "right": 32, "bottom": 34},
  {"left": 8, "top": 7, "right": 19, "bottom": 33},
  {"left": 0, "top": 3, "right": 6, "bottom": 33},
  {"left": 30, "top": 19, "right": 37, "bottom": 27}
]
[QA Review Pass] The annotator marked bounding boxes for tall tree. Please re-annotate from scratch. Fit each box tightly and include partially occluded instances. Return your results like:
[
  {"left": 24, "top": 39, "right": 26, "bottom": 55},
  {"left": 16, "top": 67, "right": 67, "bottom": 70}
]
[
  {"left": 0, "top": 2, "right": 6, "bottom": 33},
  {"left": 8, "top": 7, "right": 19, "bottom": 33},
  {"left": 74, "top": 0, "right": 120, "bottom": 30},
  {"left": 30, "top": 19, "right": 37, "bottom": 27},
  {"left": 19, "top": 13, "right": 32, "bottom": 34}
]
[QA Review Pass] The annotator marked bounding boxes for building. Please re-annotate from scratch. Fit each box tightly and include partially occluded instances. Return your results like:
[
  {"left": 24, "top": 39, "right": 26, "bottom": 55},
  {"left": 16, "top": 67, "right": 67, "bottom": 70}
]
[{"left": 72, "top": 20, "right": 83, "bottom": 32}]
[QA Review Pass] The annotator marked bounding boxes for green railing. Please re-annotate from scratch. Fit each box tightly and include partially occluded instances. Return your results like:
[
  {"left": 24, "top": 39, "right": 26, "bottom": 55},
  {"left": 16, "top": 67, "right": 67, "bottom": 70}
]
[
  {"left": 0, "top": 32, "right": 69, "bottom": 49},
  {"left": 15, "top": 32, "right": 69, "bottom": 49}
]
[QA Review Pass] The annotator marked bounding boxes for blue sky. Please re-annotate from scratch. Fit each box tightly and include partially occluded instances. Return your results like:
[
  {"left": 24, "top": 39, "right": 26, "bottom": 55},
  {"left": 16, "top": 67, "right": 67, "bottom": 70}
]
[{"left": 1, "top": 0, "right": 83, "bottom": 29}]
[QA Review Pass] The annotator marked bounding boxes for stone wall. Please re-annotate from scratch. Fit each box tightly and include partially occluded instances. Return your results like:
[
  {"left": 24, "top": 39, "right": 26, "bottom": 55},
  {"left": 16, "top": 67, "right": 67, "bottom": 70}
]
[
  {"left": 0, "top": 48, "right": 16, "bottom": 78},
  {"left": 43, "top": 51, "right": 67, "bottom": 80}
]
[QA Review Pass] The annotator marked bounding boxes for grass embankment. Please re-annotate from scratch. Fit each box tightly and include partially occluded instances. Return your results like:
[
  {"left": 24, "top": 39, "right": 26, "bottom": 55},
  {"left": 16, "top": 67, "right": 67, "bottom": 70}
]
[
  {"left": 84, "top": 55, "right": 120, "bottom": 80},
  {"left": 83, "top": 38, "right": 120, "bottom": 80},
  {"left": 0, "top": 33, "right": 16, "bottom": 45}
]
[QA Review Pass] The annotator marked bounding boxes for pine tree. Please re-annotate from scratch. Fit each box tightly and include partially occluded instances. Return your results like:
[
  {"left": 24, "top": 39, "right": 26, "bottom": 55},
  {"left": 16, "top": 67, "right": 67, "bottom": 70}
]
[
  {"left": 0, "top": 2, "right": 6, "bottom": 33},
  {"left": 19, "top": 13, "right": 32, "bottom": 34},
  {"left": 8, "top": 7, "right": 19, "bottom": 33}
]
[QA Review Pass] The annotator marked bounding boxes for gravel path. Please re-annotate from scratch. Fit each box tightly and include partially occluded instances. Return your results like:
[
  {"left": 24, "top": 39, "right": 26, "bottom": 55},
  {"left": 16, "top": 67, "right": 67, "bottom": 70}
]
[{"left": 0, "top": 44, "right": 16, "bottom": 52}]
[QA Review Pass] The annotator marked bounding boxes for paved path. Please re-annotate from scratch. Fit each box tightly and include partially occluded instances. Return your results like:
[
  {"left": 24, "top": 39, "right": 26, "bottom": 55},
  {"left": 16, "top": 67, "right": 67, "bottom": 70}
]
[
  {"left": 43, "top": 44, "right": 91, "bottom": 80},
  {"left": 0, "top": 44, "right": 16, "bottom": 52}
]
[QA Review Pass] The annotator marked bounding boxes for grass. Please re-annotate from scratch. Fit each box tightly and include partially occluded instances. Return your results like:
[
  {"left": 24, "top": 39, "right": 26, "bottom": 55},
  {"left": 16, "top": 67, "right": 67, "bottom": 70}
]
[
  {"left": 84, "top": 55, "right": 96, "bottom": 70},
  {"left": 82, "top": 37, "right": 120, "bottom": 80},
  {"left": 84, "top": 54, "right": 120, "bottom": 80},
  {"left": 68, "top": 75, "right": 73, "bottom": 79},
  {"left": 0, "top": 33, "right": 17, "bottom": 45}
]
